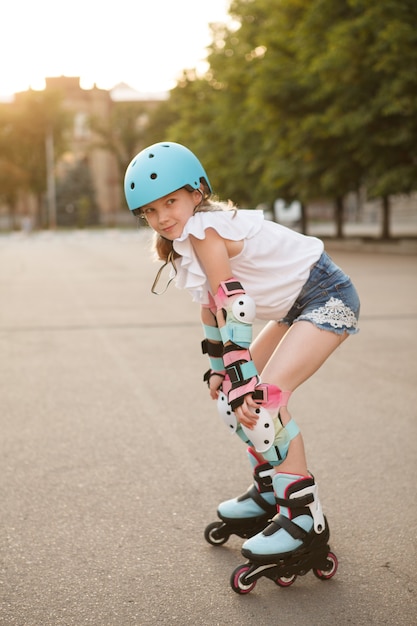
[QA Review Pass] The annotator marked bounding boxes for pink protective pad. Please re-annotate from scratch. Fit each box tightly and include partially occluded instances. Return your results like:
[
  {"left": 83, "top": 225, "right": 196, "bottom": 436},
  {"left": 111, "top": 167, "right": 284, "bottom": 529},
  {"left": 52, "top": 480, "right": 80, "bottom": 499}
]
[
  {"left": 221, "top": 374, "right": 232, "bottom": 396},
  {"left": 214, "top": 278, "right": 245, "bottom": 310},
  {"left": 253, "top": 383, "right": 292, "bottom": 410},
  {"left": 223, "top": 347, "right": 259, "bottom": 409}
]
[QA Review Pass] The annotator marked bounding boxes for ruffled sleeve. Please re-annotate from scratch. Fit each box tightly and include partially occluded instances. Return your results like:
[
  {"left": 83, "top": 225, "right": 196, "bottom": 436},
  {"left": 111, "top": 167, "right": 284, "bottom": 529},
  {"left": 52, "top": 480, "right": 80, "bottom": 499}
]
[{"left": 173, "top": 210, "right": 264, "bottom": 304}]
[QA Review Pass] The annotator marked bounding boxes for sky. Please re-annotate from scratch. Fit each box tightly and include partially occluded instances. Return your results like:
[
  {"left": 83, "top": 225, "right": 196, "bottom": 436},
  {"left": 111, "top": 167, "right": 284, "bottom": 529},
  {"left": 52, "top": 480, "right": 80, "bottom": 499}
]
[{"left": 0, "top": 0, "right": 232, "bottom": 101}]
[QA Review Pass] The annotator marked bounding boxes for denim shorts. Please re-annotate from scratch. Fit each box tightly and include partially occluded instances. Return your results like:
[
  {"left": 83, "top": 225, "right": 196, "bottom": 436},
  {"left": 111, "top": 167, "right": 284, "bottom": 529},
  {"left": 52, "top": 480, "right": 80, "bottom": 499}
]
[{"left": 280, "top": 252, "right": 360, "bottom": 335}]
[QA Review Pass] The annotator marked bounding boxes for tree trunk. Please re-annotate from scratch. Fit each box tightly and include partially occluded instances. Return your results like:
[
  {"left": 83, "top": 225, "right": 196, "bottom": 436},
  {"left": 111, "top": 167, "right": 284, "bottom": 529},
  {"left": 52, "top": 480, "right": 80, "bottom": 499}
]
[
  {"left": 381, "top": 195, "right": 391, "bottom": 239},
  {"left": 335, "top": 196, "right": 344, "bottom": 238},
  {"left": 35, "top": 193, "right": 44, "bottom": 229},
  {"left": 300, "top": 202, "right": 307, "bottom": 234}
]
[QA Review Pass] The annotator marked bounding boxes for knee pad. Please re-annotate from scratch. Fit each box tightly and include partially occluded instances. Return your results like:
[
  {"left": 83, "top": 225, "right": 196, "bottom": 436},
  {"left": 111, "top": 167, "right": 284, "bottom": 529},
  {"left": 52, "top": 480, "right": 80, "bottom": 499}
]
[
  {"left": 240, "top": 408, "right": 299, "bottom": 456},
  {"left": 217, "top": 390, "right": 271, "bottom": 445},
  {"left": 250, "top": 383, "right": 296, "bottom": 465},
  {"left": 261, "top": 418, "right": 300, "bottom": 466},
  {"left": 217, "top": 390, "right": 237, "bottom": 433},
  {"left": 217, "top": 382, "right": 298, "bottom": 466},
  {"left": 235, "top": 415, "right": 299, "bottom": 466}
]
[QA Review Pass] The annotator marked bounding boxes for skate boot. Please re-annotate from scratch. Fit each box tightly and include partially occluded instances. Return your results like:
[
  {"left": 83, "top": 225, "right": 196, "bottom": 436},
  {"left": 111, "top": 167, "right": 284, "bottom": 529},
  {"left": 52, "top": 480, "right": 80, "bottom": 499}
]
[
  {"left": 204, "top": 448, "right": 276, "bottom": 546},
  {"left": 230, "top": 473, "right": 338, "bottom": 593}
]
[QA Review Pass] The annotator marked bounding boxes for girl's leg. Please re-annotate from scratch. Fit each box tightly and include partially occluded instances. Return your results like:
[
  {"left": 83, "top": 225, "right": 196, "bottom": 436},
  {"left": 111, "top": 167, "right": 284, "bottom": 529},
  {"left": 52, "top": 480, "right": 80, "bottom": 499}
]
[
  {"left": 250, "top": 320, "right": 289, "bottom": 373},
  {"left": 211, "top": 321, "right": 348, "bottom": 545},
  {"left": 261, "top": 320, "right": 348, "bottom": 393},
  {"left": 240, "top": 321, "right": 349, "bottom": 560},
  {"left": 260, "top": 320, "right": 348, "bottom": 475}
]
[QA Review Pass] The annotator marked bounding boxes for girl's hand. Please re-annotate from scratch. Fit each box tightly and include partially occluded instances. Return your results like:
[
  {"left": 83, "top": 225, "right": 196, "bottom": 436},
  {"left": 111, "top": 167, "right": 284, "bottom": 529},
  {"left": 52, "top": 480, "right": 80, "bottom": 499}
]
[
  {"left": 208, "top": 374, "right": 224, "bottom": 400},
  {"left": 234, "top": 394, "right": 260, "bottom": 429}
]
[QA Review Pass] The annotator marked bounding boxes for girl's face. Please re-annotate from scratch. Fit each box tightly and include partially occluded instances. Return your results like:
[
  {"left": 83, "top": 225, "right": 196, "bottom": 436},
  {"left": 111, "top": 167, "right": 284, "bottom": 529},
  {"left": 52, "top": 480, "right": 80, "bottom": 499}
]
[{"left": 141, "top": 188, "right": 201, "bottom": 240}]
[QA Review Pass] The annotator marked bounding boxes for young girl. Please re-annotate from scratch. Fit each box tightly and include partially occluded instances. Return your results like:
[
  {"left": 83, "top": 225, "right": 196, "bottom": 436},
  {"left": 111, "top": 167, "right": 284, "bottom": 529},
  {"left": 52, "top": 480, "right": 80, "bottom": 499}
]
[{"left": 124, "top": 142, "right": 360, "bottom": 569}]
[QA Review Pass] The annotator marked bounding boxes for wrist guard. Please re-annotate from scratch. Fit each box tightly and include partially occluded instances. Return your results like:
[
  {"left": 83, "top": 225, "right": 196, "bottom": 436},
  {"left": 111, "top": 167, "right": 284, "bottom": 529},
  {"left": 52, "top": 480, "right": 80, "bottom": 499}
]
[
  {"left": 223, "top": 344, "right": 259, "bottom": 409},
  {"left": 203, "top": 369, "right": 226, "bottom": 388},
  {"left": 201, "top": 323, "right": 225, "bottom": 382}
]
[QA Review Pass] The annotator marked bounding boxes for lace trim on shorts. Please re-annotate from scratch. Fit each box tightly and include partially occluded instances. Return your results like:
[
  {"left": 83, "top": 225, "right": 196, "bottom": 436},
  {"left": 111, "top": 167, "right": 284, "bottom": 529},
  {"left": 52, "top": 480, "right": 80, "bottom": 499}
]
[{"left": 298, "top": 297, "right": 358, "bottom": 330}]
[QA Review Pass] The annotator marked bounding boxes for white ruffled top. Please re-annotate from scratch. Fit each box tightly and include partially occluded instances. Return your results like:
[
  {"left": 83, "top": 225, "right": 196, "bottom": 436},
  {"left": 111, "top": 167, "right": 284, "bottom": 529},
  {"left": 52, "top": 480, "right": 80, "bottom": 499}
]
[{"left": 173, "top": 209, "right": 324, "bottom": 320}]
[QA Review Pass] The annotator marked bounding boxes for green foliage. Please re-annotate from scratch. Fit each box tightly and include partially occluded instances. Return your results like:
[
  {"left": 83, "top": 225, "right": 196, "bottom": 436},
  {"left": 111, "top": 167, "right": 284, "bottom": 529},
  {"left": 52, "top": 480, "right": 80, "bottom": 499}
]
[
  {"left": 153, "top": 0, "right": 417, "bottom": 223},
  {"left": 1, "top": 0, "right": 415, "bottom": 237}
]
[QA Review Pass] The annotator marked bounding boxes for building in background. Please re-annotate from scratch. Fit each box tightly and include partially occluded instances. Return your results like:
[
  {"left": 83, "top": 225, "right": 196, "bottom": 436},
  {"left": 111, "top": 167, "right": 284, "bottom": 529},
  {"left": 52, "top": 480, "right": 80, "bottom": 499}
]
[{"left": 0, "top": 76, "right": 166, "bottom": 229}]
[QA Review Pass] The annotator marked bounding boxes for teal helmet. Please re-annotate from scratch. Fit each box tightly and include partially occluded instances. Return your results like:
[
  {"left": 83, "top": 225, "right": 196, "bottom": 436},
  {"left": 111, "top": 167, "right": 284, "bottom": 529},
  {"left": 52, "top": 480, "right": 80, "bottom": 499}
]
[{"left": 124, "top": 142, "right": 212, "bottom": 213}]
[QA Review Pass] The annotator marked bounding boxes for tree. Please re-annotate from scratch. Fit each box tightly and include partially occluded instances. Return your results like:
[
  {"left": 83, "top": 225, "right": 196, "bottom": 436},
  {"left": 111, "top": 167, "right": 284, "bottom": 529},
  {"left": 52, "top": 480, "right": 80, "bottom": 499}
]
[
  {"left": 0, "top": 106, "right": 29, "bottom": 228},
  {"left": 142, "top": 96, "right": 178, "bottom": 147},
  {"left": 89, "top": 102, "right": 154, "bottom": 178},
  {"left": 235, "top": 0, "right": 417, "bottom": 235},
  {"left": 56, "top": 158, "right": 99, "bottom": 227},
  {"left": 293, "top": 0, "right": 417, "bottom": 237},
  {"left": 165, "top": 24, "right": 270, "bottom": 206},
  {"left": 161, "top": 0, "right": 417, "bottom": 237},
  {"left": 1, "top": 89, "right": 71, "bottom": 228}
]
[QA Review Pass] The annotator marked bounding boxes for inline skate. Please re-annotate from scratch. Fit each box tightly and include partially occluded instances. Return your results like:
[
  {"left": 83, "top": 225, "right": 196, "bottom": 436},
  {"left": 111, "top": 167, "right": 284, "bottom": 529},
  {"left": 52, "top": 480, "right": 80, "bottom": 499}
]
[
  {"left": 204, "top": 448, "right": 276, "bottom": 546},
  {"left": 230, "top": 472, "right": 338, "bottom": 593}
]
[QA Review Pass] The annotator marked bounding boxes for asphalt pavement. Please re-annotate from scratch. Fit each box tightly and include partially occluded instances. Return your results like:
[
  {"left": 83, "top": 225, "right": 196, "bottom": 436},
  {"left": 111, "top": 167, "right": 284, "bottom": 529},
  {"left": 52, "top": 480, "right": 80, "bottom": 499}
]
[{"left": 0, "top": 229, "right": 416, "bottom": 626}]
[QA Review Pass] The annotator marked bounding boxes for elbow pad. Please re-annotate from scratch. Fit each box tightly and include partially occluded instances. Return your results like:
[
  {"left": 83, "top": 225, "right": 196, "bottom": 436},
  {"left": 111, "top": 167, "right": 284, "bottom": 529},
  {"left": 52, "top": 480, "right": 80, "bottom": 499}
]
[{"left": 214, "top": 279, "right": 256, "bottom": 348}]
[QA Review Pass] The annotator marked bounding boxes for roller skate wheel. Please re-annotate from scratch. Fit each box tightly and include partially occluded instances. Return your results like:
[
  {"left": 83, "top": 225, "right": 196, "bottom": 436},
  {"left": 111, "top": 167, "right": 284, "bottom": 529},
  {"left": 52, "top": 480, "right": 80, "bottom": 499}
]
[
  {"left": 230, "top": 564, "right": 257, "bottom": 595},
  {"left": 204, "top": 521, "right": 229, "bottom": 546},
  {"left": 275, "top": 574, "right": 297, "bottom": 587},
  {"left": 313, "top": 551, "right": 338, "bottom": 580}
]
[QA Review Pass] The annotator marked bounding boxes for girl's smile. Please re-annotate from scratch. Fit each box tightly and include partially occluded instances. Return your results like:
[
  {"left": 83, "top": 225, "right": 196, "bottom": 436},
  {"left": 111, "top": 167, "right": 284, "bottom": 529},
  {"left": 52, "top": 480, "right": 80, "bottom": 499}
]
[{"left": 141, "top": 188, "right": 202, "bottom": 240}]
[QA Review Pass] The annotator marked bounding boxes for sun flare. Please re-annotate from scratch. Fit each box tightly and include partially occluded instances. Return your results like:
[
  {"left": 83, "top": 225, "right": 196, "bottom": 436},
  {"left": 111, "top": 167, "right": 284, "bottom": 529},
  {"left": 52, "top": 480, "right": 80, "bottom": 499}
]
[{"left": 1, "top": 0, "right": 231, "bottom": 101}]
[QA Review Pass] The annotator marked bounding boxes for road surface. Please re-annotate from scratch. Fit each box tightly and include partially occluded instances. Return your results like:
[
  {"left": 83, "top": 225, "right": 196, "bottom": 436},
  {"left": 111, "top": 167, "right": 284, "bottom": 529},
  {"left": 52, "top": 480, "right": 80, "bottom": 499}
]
[{"left": 0, "top": 229, "right": 416, "bottom": 625}]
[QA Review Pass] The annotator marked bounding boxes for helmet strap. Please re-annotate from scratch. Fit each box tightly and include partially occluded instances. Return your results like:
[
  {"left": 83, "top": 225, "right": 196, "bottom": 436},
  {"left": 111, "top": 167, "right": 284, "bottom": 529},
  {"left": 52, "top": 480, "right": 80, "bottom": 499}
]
[{"left": 151, "top": 248, "right": 177, "bottom": 295}]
